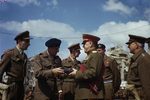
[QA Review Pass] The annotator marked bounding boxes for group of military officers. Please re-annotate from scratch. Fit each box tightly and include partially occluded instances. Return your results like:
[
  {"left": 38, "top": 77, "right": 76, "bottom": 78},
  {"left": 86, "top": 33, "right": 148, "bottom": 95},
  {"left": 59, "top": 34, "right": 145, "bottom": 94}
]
[{"left": 0, "top": 30, "right": 150, "bottom": 100}]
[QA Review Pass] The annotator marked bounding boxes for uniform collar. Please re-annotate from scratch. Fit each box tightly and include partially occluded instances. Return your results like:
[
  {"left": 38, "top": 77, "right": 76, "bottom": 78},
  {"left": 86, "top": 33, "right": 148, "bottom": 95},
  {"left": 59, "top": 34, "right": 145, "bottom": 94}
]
[
  {"left": 42, "top": 50, "right": 50, "bottom": 58},
  {"left": 16, "top": 45, "right": 24, "bottom": 54},
  {"left": 41, "top": 50, "right": 55, "bottom": 61},
  {"left": 13, "top": 47, "right": 27, "bottom": 60},
  {"left": 131, "top": 49, "right": 145, "bottom": 61},
  {"left": 69, "top": 55, "right": 76, "bottom": 62}
]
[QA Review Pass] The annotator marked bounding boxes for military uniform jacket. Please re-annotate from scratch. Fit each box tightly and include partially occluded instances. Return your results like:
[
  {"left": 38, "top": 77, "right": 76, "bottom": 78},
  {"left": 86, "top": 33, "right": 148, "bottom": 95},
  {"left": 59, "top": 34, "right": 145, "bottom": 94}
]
[
  {"left": 0, "top": 47, "right": 27, "bottom": 82},
  {"left": 127, "top": 49, "right": 150, "bottom": 100},
  {"left": 31, "top": 51, "right": 62, "bottom": 100},
  {"left": 103, "top": 55, "right": 121, "bottom": 93},
  {"left": 62, "top": 56, "right": 80, "bottom": 70},
  {"left": 75, "top": 50, "right": 104, "bottom": 99},
  {"left": 62, "top": 56, "right": 80, "bottom": 94}
]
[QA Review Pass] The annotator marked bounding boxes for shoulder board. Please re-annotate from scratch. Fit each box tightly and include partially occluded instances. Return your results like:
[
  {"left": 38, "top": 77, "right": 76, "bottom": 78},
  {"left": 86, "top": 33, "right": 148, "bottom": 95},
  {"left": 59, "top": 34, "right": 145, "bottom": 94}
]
[
  {"left": 4, "top": 48, "right": 14, "bottom": 53},
  {"left": 3, "top": 48, "right": 14, "bottom": 55},
  {"left": 108, "top": 56, "right": 114, "bottom": 60},
  {"left": 141, "top": 53, "right": 145, "bottom": 57},
  {"left": 62, "top": 58, "right": 68, "bottom": 61},
  {"left": 38, "top": 52, "right": 46, "bottom": 58},
  {"left": 92, "top": 51, "right": 97, "bottom": 53},
  {"left": 1, "top": 48, "right": 14, "bottom": 59},
  {"left": 29, "top": 56, "right": 36, "bottom": 61},
  {"left": 39, "top": 52, "right": 43, "bottom": 55}
]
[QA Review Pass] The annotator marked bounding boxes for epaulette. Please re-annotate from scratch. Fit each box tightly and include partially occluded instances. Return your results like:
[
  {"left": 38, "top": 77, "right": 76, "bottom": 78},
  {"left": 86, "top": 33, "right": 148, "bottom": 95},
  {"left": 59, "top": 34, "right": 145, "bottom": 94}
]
[
  {"left": 39, "top": 52, "right": 43, "bottom": 55},
  {"left": 142, "top": 53, "right": 145, "bottom": 57},
  {"left": 1, "top": 49, "right": 14, "bottom": 60},
  {"left": 108, "top": 56, "right": 114, "bottom": 60},
  {"left": 4, "top": 49, "right": 13, "bottom": 54},
  {"left": 62, "top": 58, "right": 67, "bottom": 62},
  {"left": 38, "top": 52, "right": 45, "bottom": 58},
  {"left": 29, "top": 56, "right": 36, "bottom": 61},
  {"left": 2, "top": 49, "right": 14, "bottom": 57},
  {"left": 92, "top": 51, "right": 97, "bottom": 53}
]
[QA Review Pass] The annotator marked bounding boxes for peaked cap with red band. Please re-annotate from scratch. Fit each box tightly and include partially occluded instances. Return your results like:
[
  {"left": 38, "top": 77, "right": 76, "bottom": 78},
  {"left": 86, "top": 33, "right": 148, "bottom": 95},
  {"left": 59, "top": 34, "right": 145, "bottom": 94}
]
[{"left": 82, "top": 34, "right": 100, "bottom": 44}]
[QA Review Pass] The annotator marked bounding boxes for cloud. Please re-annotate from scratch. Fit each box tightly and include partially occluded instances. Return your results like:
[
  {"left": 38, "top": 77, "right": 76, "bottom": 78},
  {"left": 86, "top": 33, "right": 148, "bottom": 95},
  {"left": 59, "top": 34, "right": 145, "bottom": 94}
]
[
  {"left": 103, "top": 0, "right": 136, "bottom": 15},
  {"left": 7, "top": 0, "right": 40, "bottom": 6},
  {"left": 0, "top": 19, "right": 82, "bottom": 58},
  {"left": 0, "top": 20, "right": 150, "bottom": 46},
  {"left": 144, "top": 8, "right": 150, "bottom": 22},
  {"left": 0, "top": 19, "right": 150, "bottom": 58},
  {"left": 0, "top": 19, "right": 81, "bottom": 39},
  {"left": 52, "top": 0, "right": 58, "bottom": 6},
  {"left": 46, "top": 0, "right": 58, "bottom": 9},
  {"left": 7, "top": 0, "right": 59, "bottom": 7},
  {"left": 93, "top": 20, "right": 150, "bottom": 49}
]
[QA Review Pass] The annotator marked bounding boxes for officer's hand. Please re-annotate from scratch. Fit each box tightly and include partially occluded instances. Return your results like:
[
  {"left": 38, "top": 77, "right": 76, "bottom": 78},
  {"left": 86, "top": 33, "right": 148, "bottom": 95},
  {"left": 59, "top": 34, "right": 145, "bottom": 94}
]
[
  {"left": 52, "top": 67, "right": 64, "bottom": 76},
  {"left": 69, "top": 68, "right": 77, "bottom": 77},
  {"left": 25, "top": 90, "right": 33, "bottom": 100}
]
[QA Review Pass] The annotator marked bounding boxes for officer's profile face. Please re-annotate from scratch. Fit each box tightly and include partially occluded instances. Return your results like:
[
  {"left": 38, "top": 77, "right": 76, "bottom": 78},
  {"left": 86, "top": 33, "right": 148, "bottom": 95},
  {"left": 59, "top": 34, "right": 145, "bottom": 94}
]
[
  {"left": 128, "top": 42, "right": 138, "bottom": 54},
  {"left": 83, "top": 41, "right": 92, "bottom": 53},
  {"left": 18, "top": 39, "right": 30, "bottom": 50},
  {"left": 97, "top": 48, "right": 105, "bottom": 54},
  {"left": 73, "top": 50, "right": 80, "bottom": 57}
]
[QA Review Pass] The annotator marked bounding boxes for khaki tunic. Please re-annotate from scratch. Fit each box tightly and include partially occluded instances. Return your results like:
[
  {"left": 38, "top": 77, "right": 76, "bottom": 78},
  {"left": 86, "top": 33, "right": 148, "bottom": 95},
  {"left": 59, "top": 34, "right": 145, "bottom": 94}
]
[
  {"left": 127, "top": 49, "right": 150, "bottom": 100},
  {"left": 31, "top": 51, "right": 62, "bottom": 100},
  {"left": 62, "top": 56, "right": 80, "bottom": 100},
  {"left": 75, "top": 51, "right": 104, "bottom": 100},
  {"left": 103, "top": 55, "right": 121, "bottom": 99},
  {"left": 0, "top": 47, "right": 27, "bottom": 100}
]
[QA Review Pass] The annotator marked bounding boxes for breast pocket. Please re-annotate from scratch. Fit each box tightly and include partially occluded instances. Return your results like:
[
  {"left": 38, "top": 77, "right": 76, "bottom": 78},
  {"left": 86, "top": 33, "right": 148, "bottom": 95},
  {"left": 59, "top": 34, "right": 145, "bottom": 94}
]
[
  {"left": 130, "top": 63, "right": 138, "bottom": 76},
  {"left": 11, "top": 56, "right": 21, "bottom": 63},
  {"left": 130, "top": 63, "right": 137, "bottom": 69},
  {"left": 11, "top": 56, "right": 24, "bottom": 67},
  {"left": 41, "top": 61, "right": 53, "bottom": 69}
]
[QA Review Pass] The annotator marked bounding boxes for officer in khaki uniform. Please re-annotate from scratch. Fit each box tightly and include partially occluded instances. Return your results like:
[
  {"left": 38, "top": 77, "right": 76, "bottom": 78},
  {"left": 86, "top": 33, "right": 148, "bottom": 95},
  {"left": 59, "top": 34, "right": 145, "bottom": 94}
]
[
  {"left": 146, "top": 37, "right": 150, "bottom": 55},
  {"left": 31, "top": 38, "right": 64, "bottom": 100},
  {"left": 0, "top": 31, "right": 31, "bottom": 100},
  {"left": 126, "top": 34, "right": 150, "bottom": 100},
  {"left": 62, "top": 43, "right": 81, "bottom": 100},
  {"left": 70, "top": 34, "right": 104, "bottom": 100},
  {"left": 97, "top": 44, "right": 121, "bottom": 100}
]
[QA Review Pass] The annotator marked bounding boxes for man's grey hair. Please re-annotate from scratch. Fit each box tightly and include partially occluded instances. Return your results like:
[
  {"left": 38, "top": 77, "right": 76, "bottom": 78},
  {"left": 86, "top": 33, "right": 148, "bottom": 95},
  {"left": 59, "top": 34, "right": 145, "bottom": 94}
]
[{"left": 136, "top": 42, "right": 144, "bottom": 48}]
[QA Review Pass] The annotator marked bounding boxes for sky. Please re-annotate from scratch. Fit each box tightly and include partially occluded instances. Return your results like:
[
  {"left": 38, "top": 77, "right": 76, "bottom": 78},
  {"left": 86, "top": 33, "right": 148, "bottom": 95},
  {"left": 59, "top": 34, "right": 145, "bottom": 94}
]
[{"left": 0, "top": 0, "right": 150, "bottom": 60}]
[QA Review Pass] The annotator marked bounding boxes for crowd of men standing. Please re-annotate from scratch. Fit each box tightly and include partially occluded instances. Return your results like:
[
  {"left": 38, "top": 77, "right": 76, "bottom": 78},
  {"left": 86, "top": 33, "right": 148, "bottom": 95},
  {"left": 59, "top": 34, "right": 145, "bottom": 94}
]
[{"left": 0, "top": 30, "right": 150, "bottom": 100}]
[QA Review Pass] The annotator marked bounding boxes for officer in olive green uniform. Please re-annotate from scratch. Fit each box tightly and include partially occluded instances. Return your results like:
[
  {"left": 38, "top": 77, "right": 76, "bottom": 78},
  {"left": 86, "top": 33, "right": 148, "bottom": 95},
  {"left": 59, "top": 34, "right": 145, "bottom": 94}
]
[
  {"left": 97, "top": 44, "right": 121, "bottom": 100},
  {"left": 70, "top": 34, "right": 104, "bottom": 100},
  {"left": 126, "top": 34, "right": 150, "bottom": 100},
  {"left": 31, "top": 38, "right": 64, "bottom": 100},
  {"left": 0, "top": 31, "right": 31, "bottom": 100},
  {"left": 62, "top": 43, "right": 81, "bottom": 100}
]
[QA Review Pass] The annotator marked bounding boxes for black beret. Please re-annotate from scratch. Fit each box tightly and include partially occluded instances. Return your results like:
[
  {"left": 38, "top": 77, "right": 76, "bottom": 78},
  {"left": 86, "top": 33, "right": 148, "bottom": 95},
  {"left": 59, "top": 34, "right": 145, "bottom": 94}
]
[
  {"left": 14, "top": 31, "right": 32, "bottom": 41},
  {"left": 126, "top": 34, "right": 146, "bottom": 44},
  {"left": 98, "top": 43, "right": 106, "bottom": 49},
  {"left": 45, "top": 38, "right": 61, "bottom": 47}
]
